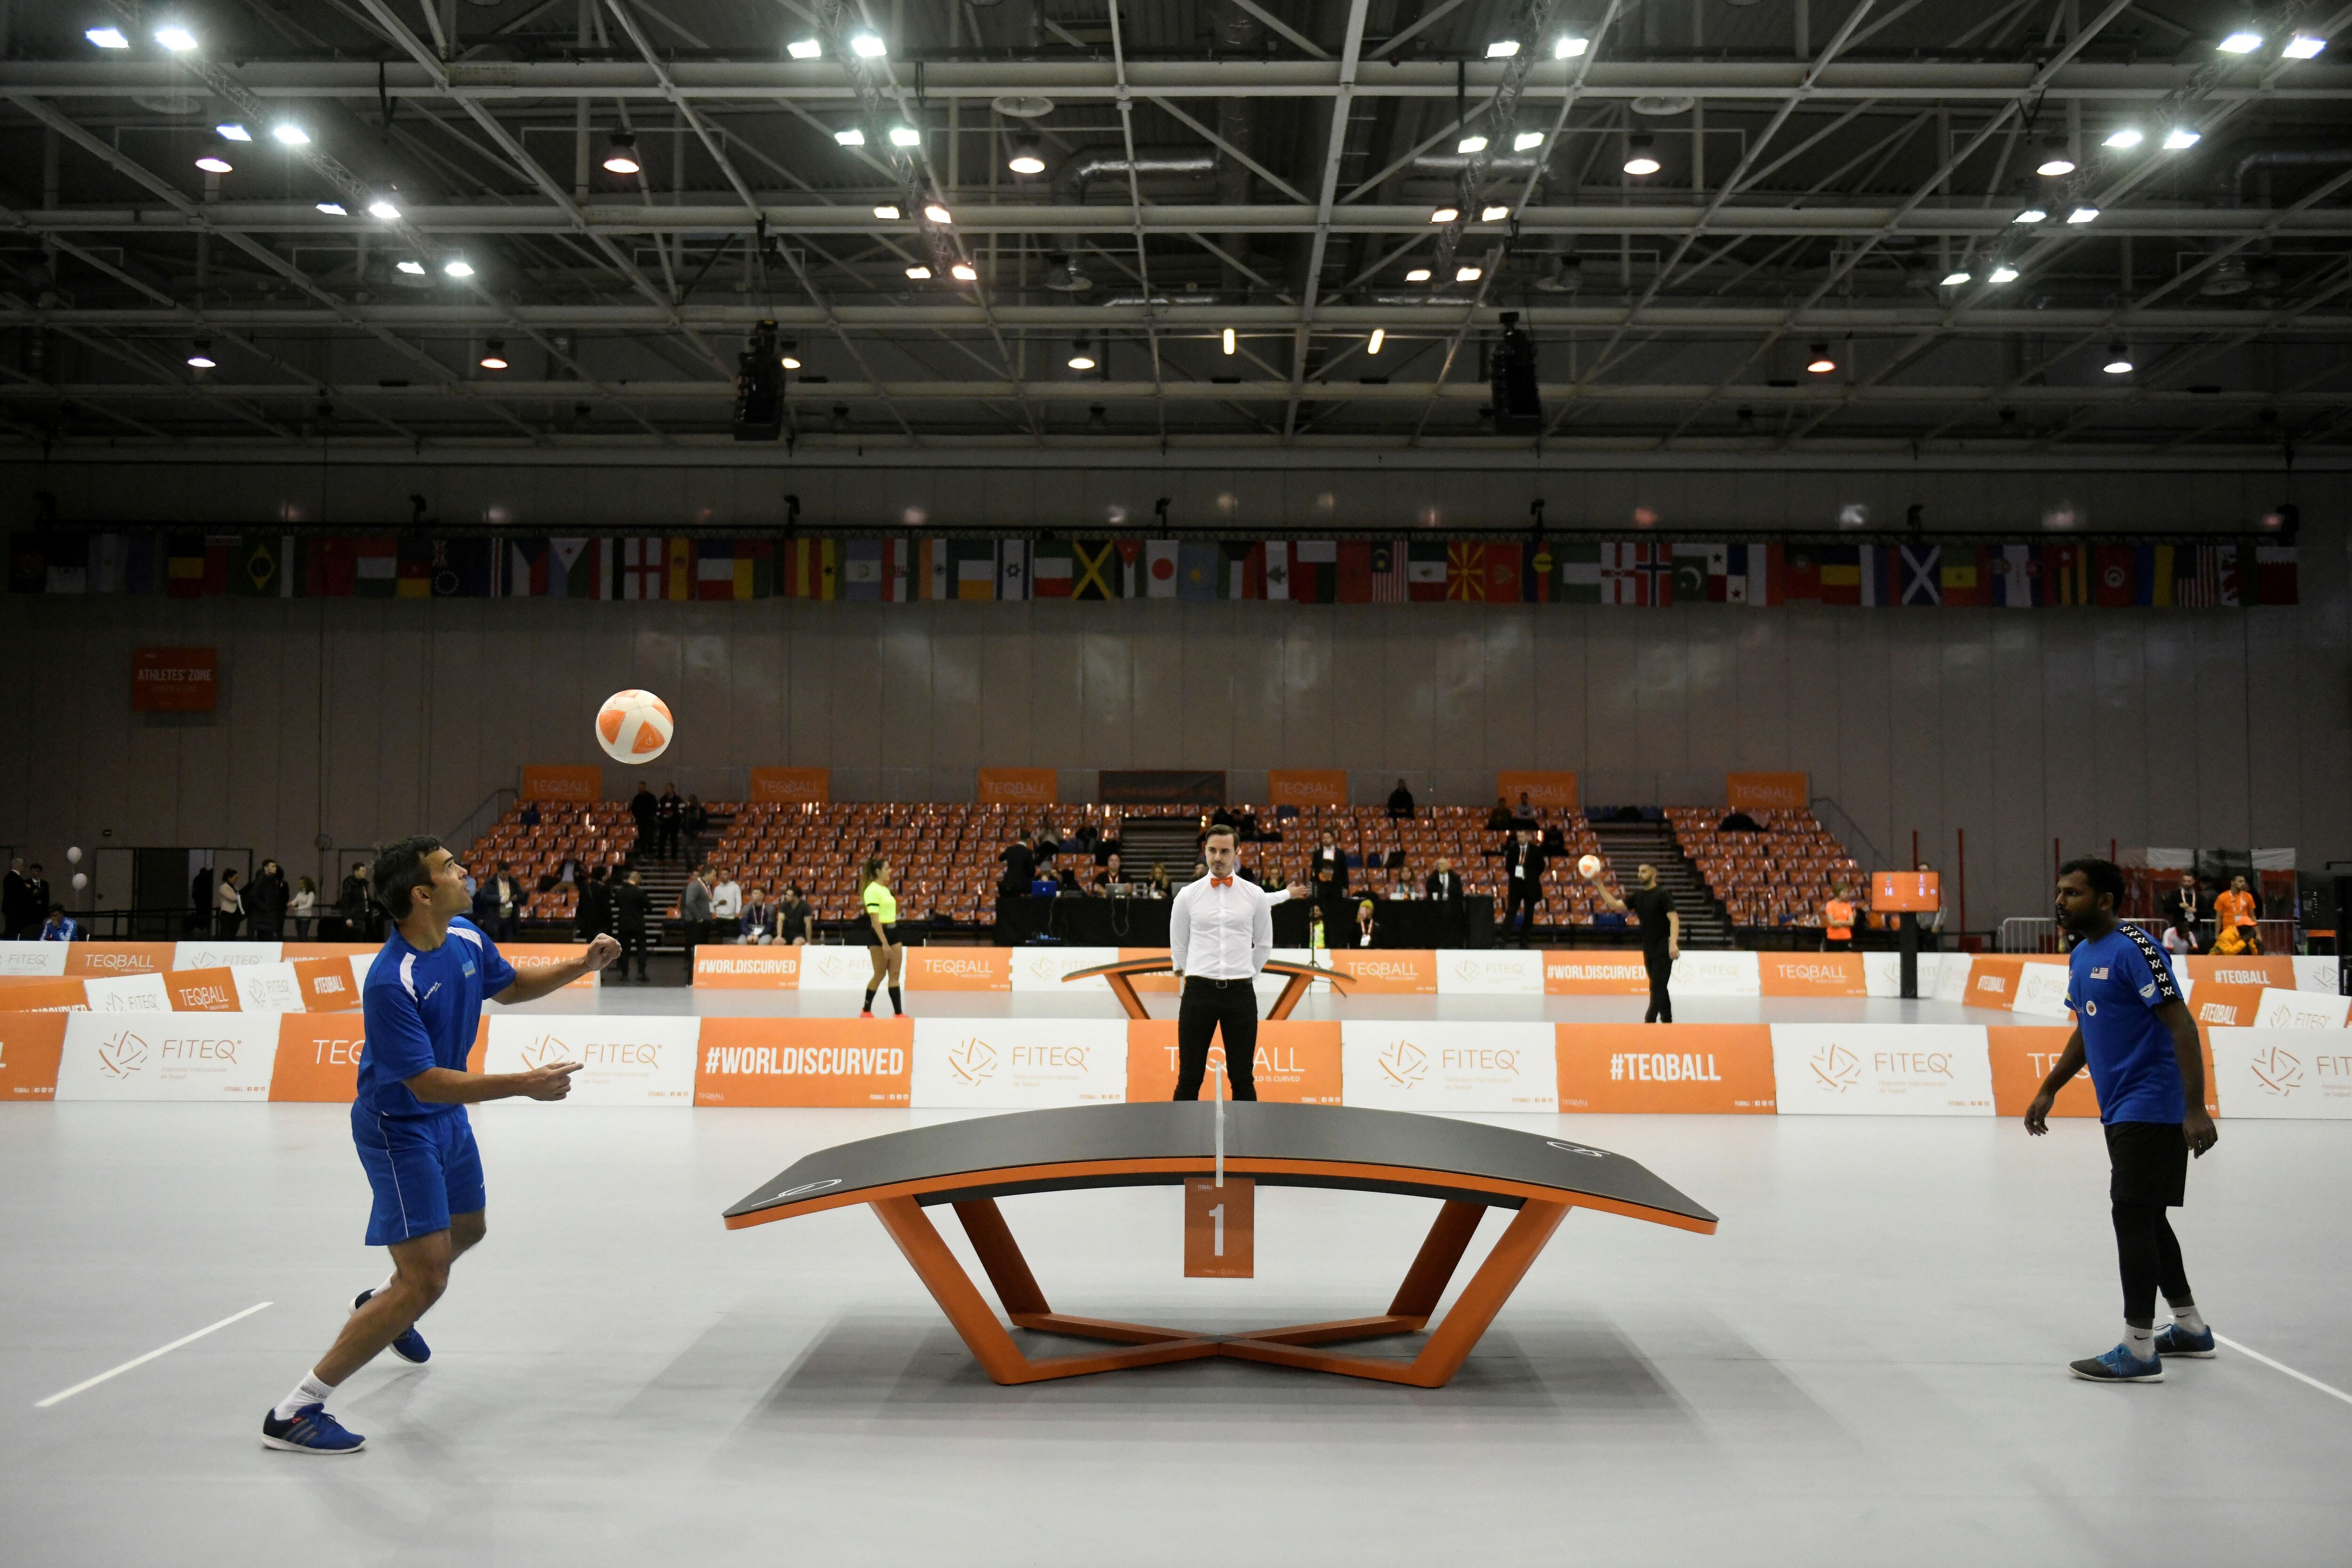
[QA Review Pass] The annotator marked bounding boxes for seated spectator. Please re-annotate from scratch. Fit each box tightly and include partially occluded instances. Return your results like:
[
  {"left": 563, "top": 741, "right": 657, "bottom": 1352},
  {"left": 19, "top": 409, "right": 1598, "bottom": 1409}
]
[
  {"left": 519, "top": 801, "right": 541, "bottom": 828},
  {"left": 774, "top": 883, "right": 815, "bottom": 946},
  {"left": 1146, "top": 863, "right": 1173, "bottom": 899},
  {"left": 1094, "top": 852, "right": 1128, "bottom": 892},
  {"left": 1353, "top": 898, "right": 1380, "bottom": 948},
  {"left": 40, "top": 903, "right": 77, "bottom": 941},
  {"left": 1540, "top": 823, "right": 1566, "bottom": 855},
  {"left": 1387, "top": 778, "right": 1415, "bottom": 819},
  {"left": 1718, "top": 808, "right": 1762, "bottom": 832},
  {"left": 1486, "top": 796, "right": 1514, "bottom": 831},
  {"left": 738, "top": 888, "right": 770, "bottom": 943},
  {"left": 1058, "top": 867, "right": 1082, "bottom": 892}
]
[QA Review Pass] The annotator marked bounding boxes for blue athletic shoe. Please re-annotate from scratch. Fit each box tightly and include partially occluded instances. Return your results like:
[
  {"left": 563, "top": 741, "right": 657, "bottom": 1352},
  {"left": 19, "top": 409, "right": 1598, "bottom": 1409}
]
[
  {"left": 2155, "top": 1322, "right": 2217, "bottom": 1359},
  {"left": 261, "top": 1403, "right": 366, "bottom": 1454},
  {"left": 2069, "top": 1343, "right": 2165, "bottom": 1383},
  {"left": 353, "top": 1287, "right": 430, "bottom": 1365}
]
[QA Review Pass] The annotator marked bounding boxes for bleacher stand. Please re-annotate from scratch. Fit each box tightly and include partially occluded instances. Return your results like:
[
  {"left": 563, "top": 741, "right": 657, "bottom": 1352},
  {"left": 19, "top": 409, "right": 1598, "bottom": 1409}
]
[
  {"left": 1667, "top": 807, "right": 1861, "bottom": 931},
  {"left": 465, "top": 802, "right": 638, "bottom": 927}
]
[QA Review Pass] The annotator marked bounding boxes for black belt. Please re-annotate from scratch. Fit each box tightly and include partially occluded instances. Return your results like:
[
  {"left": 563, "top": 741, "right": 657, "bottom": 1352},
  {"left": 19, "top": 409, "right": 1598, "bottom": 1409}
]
[{"left": 1184, "top": 974, "right": 1250, "bottom": 988}]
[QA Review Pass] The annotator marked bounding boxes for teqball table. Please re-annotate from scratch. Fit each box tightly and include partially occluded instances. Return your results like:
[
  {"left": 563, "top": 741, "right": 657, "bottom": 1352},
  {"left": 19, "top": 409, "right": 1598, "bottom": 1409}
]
[
  {"left": 725, "top": 1102, "right": 1715, "bottom": 1388},
  {"left": 1060, "top": 956, "right": 1349, "bottom": 1020}
]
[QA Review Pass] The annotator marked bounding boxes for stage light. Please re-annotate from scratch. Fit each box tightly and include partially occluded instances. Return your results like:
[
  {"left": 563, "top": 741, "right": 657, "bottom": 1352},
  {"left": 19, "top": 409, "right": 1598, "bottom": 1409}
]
[
  {"left": 2284, "top": 33, "right": 2327, "bottom": 59},
  {"left": 1456, "top": 133, "right": 1489, "bottom": 154},
  {"left": 1068, "top": 338, "right": 1096, "bottom": 371},
  {"left": 1430, "top": 206, "right": 1459, "bottom": 223},
  {"left": 2013, "top": 206, "right": 2048, "bottom": 223},
  {"left": 924, "top": 203, "right": 952, "bottom": 224},
  {"left": 479, "top": 340, "right": 509, "bottom": 371},
  {"left": 1455, "top": 264, "right": 1482, "bottom": 281},
  {"left": 2164, "top": 127, "right": 2201, "bottom": 150},
  {"left": 2103, "top": 342, "right": 2134, "bottom": 374},
  {"left": 787, "top": 38, "right": 821, "bottom": 59},
  {"left": 1806, "top": 343, "right": 1837, "bottom": 374},
  {"left": 316, "top": 201, "right": 347, "bottom": 215},
  {"left": 2103, "top": 127, "right": 2143, "bottom": 150},
  {"left": 2217, "top": 30, "right": 2262, "bottom": 54},
  {"left": 1222, "top": 326, "right": 1236, "bottom": 355},
  {"left": 194, "top": 144, "right": 234, "bottom": 175},
  {"left": 2066, "top": 205, "right": 2099, "bottom": 224},
  {"left": 216, "top": 122, "right": 252, "bottom": 143},
  {"left": 85, "top": 25, "right": 128, "bottom": 48},
  {"left": 1623, "top": 134, "right": 1660, "bottom": 176},
  {"left": 851, "top": 33, "right": 886, "bottom": 57},
  {"left": 1486, "top": 39, "right": 1520, "bottom": 58},
  {"left": 1008, "top": 137, "right": 1046, "bottom": 176},
  {"left": 443, "top": 256, "right": 475, "bottom": 278},
  {"left": 1940, "top": 270, "right": 1971, "bottom": 287},
  {"left": 271, "top": 123, "right": 310, "bottom": 146},
  {"left": 951, "top": 263, "right": 977, "bottom": 281},
  {"left": 889, "top": 125, "right": 922, "bottom": 148},
  {"left": 1405, "top": 267, "right": 1432, "bottom": 282},
  {"left": 1513, "top": 130, "right": 1545, "bottom": 152},
  {"left": 602, "top": 133, "right": 641, "bottom": 175},
  {"left": 1988, "top": 263, "right": 2019, "bottom": 282},
  {"left": 2034, "top": 142, "right": 2075, "bottom": 177},
  {"left": 1555, "top": 35, "right": 1589, "bottom": 58},
  {"left": 368, "top": 199, "right": 402, "bottom": 220},
  {"left": 395, "top": 259, "right": 427, "bottom": 275},
  {"left": 186, "top": 342, "right": 215, "bottom": 369},
  {"left": 1367, "top": 327, "right": 1385, "bottom": 354},
  {"left": 834, "top": 127, "right": 866, "bottom": 147},
  {"left": 905, "top": 265, "right": 932, "bottom": 279},
  {"left": 874, "top": 204, "right": 900, "bottom": 219},
  {"left": 154, "top": 23, "right": 197, "bottom": 51},
  {"left": 1481, "top": 204, "right": 1510, "bottom": 222}
]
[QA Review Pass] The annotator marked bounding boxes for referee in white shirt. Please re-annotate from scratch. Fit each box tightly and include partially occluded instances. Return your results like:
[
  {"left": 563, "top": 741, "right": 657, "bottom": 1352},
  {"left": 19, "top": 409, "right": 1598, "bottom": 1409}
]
[{"left": 1167, "top": 824, "right": 1309, "bottom": 1101}]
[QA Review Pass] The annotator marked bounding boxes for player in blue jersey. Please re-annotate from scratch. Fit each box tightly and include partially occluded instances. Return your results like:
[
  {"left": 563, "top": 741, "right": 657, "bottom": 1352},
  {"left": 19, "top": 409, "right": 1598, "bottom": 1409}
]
[
  {"left": 2025, "top": 857, "right": 2219, "bottom": 1385},
  {"left": 263, "top": 836, "right": 619, "bottom": 1453}
]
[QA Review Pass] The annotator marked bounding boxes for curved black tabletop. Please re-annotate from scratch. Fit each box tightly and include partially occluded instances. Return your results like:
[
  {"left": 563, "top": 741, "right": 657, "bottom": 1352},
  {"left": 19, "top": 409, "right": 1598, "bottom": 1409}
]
[{"left": 724, "top": 1102, "right": 1716, "bottom": 1231}]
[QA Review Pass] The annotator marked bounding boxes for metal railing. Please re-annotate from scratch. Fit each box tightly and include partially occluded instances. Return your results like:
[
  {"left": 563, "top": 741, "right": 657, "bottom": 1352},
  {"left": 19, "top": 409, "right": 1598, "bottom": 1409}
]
[
  {"left": 1807, "top": 796, "right": 1886, "bottom": 873},
  {"left": 1999, "top": 916, "right": 2300, "bottom": 954}
]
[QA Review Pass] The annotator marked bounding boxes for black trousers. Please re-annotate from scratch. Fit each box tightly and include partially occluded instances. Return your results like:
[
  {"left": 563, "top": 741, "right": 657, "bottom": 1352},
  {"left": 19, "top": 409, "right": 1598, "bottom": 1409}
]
[
  {"left": 2113, "top": 1202, "right": 2193, "bottom": 1323},
  {"left": 618, "top": 926, "right": 649, "bottom": 978},
  {"left": 1505, "top": 884, "right": 1538, "bottom": 941},
  {"left": 1643, "top": 948, "right": 1674, "bottom": 1023},
  {"left": 1175, "top": 976, "right": 1259, "bottom": 1101}
]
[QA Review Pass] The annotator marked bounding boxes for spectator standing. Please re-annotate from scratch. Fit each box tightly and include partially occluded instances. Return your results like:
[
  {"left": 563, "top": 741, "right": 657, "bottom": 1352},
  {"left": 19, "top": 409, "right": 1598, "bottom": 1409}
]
[
  {"left": 575, "top": 865, "right": 613, "bottom": 944},
  {"left": 1502, "top": 829, "right": 1547, "bottom": 946},
  {"left": 188, "top": 864, "right": 214, "bottom": 937},
  {"left": 289, "top": 877, "right": 318, "bottom": 939},
  {"left": 215, "top": 868, "right": 245, "bottom": 939},
  {"left": 629, "top": 784, "right": 658, "bottom": 859},
  {"left": 474, "top": 862, "right": 522, "bottom": 940},
  {"left": 1387, "top": 778, "right": 1415, "bottom": 819},
  {"left": 25, "top": 863, "right": 48, "bottom": 922},
  {"left": 2215, "top": 876, "right": 2261, "bottom": 955},
  {"left": 995, "top": 833, "right": 1036, "bottom": 945},
  {"left": 2, "top": 857, "right": 32, "bottom": 938},
  {"left": 655, "top": 784, "right": 684, "bottom": 860},
  {"left": 686, "top": 794, "right": 710, "bottom": 840},
  {"left": 1424, "top": 857, "right": 1466, "bottom": 947},
  {"left": 2162, "top": 876, "right": 2201, "bottom": 951},
  {"left": 247, "top": 860, "right": 290, "bottom": 940},
  {"left": 1311, "top": 831, "right": 1349, "bottom": 929},
  {"left": 40, "top": 904, "right": 78, "bottom": 940},
  {"left": 679, "top": 867, "right": 713, "bottom": 967},
  {"left": 612, "top": 869, "right": 652, "bottom": 982},
  {"left": 1823, "top": 884, "right": 1857, "bottom": 953},
  {"left": 1353, "top": 899, "right": 1380, "bottom": 948},
  {"left": 710, "top": 868, "right": 742, "bottom": 925}
]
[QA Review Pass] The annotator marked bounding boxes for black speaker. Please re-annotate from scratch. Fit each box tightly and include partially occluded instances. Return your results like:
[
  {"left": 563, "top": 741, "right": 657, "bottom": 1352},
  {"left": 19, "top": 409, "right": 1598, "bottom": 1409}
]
[
  {"left": 733, "top": 319, "right": 786, "bottom": 441},
  {"left": 1490, "top": 311, "right": 1542, "bottom": 435}
]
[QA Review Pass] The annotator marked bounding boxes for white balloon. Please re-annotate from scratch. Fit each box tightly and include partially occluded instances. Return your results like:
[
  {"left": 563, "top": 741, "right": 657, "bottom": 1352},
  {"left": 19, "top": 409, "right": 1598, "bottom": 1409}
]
[
  {"left": 71, "top": 872, "right": 88, "bottom": 891},
  {"left": 66, "top": 845, "right": 83, "bottom": 864}
]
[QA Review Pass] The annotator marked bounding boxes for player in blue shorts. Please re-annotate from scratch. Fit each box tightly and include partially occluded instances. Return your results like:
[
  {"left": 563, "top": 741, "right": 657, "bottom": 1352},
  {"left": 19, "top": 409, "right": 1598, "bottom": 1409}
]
[
  {"left": 263, "top": 836, "right": 618, "bottom": 1453},
  {"left": 2025, "top": 857, "right": 2219, "bottom": 1385}
]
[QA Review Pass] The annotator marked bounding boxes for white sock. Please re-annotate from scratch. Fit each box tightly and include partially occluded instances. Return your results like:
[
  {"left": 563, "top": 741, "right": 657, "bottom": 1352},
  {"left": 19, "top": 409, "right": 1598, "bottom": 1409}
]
[
  {"left": 2123, "top": 1323, "right": 2157, "bottom": 1361},
  {"left": 2169, "top": 1301, "right": 2207, "bottom": 1335},
  {"left": 273, "top": 1370, "right": 337, "bottom": 1421},
  {"left": 376, "top": 1271, "right": 398, "bottom": 1300}
]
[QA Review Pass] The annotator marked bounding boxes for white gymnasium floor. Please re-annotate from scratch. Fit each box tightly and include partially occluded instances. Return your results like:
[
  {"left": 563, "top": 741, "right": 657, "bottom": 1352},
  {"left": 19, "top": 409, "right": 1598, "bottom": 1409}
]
[{"left": 4, "top": 1096, "right": 2349, "bottom": 1566}]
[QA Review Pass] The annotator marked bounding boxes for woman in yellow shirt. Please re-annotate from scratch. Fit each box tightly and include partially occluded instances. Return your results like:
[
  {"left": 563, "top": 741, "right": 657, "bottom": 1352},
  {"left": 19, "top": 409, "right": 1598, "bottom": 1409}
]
[{"left": 858, "top": 855, "right": 904, "bottom": 1018}]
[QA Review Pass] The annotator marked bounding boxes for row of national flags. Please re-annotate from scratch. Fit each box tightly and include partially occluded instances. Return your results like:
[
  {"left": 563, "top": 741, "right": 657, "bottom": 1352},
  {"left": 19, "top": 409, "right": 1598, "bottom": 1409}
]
[{"left": 6, "top": 531, "right": 2301, "bottom": 608}]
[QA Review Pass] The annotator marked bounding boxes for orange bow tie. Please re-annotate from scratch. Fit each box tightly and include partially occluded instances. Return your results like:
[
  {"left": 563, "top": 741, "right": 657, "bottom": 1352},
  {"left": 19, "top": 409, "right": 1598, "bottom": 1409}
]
[{"left": 1212, "top": 876, "right": 1233, "bottom": 888}]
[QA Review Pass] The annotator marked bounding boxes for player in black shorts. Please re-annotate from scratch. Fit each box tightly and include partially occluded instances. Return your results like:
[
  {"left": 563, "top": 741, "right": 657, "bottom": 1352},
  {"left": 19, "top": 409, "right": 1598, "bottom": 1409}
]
[{"left": 2025, "top": 858, "right": 2218, "bottom": 1383}]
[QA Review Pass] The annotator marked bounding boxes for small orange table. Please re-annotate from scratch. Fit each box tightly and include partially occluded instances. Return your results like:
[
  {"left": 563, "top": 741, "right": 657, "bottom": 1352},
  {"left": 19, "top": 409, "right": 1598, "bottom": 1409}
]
[{"left": 1062, "top": 956, "right": 1349, "bottom": 1020}]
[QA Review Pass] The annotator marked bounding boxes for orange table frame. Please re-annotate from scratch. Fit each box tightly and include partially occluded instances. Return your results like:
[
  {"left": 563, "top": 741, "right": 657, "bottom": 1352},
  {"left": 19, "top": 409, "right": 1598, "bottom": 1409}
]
[
  {"left": 730, "top": 1155, "right": 1713, "bottom": 1388},
  {"left": 1063, "top": 957, "right": 1350, "bottom": 1022}
]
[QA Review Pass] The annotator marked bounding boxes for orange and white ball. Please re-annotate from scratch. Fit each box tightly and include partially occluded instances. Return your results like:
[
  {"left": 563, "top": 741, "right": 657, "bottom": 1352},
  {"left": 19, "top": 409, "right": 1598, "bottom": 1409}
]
[
  {"left": 596, "top": 689, "right": 673, "bottom": 762},
  {"left": 1577, "top": 853, "right": 1602, "bottom": 878}
]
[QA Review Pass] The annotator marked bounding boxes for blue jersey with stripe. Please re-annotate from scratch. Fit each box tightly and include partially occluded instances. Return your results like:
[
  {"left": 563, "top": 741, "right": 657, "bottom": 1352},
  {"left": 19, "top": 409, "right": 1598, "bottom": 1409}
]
[
  {"left": 2064, "top": 923, "right": 2186, "bottom": 1124},
  {"left": 357, "top": 919, "right": 516, "bottom": 1119}
]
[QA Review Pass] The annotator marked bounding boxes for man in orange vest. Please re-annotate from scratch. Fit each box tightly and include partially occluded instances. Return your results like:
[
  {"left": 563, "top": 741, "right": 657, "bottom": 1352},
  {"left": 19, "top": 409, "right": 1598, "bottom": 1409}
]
[
  {"left": 1822, "top": 884, "right": 1856, "bottom": 953},
  {"left": 2213, "top": 875, "right": 2261, "bottom": 955}
]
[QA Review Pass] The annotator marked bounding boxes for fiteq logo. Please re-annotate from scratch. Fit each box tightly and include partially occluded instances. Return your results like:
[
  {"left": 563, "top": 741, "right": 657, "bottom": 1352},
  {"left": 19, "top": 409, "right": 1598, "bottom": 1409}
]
[
  {"left": 525, "top": 1034, "right": 664, "bottom": 1070},
  {"left": 2250, "top": 1045, "right": 2305, "bottom": 1098},
  {"left": 1377, "top": 1040, "right": 1429, "bottom": 1088},
  {"left": 98, "top": 1030, "right": 150, "bottom": 1078},
  {"left": 1873, "top": 1051, "right": 1953, "bottom": 1078},
  {"left": 948, "top": 1036, "right": 998, "bottom": 1085},
  {"left": 1809, "top": 1043, "right": 1861, "bottom": 1092}
]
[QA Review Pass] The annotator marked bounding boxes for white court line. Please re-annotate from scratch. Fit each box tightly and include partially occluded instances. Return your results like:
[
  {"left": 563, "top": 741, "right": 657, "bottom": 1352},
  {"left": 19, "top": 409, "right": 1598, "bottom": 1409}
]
[
  {"left": 2214, "top": 1333, "right": 2352, "bottom": 1409},
  {"left": 34, "top": 1302, "right": 274, "bottom": 1409}
]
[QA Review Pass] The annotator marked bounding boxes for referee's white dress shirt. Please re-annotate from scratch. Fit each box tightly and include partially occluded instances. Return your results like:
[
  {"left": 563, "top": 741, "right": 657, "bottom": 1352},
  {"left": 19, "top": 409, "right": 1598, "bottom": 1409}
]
[{"left": 1168, "top": 875, "right": 1290, "bottom": 980}]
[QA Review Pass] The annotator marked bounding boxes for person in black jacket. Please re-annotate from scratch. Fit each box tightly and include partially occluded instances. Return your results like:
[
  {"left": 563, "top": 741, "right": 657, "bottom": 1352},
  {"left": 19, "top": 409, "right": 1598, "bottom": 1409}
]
[
  {"left": 612, "top": 869, "right": 652, "bottom": 982},
  {"left": 188, "top": 864, "right": 214, "bottom": 938},
  {"left": 628, "top": 784, "right": 658, "bottom": 859},
  {"left": 575, "top": 865, "right": 613, "bottom": 943},
  {"left": 3, "top": 858, "right": 34, "bottom": 939},
  {"left": 995, "top": 834, "right": 1036, "bottom": 946},
  {"left": 1424, "top": 856, "right": 1467, "bottom": 947},
  {"left": 655, "top": 784, "right": 684, "bottom": 860},
  {"left": 1387, "top": 779, "right": 1415, "bottom": 819},
  {"left": 246, "top": 860, "right": 290, "bottom": 940},
  {"left": 338, "top": 864, "right": 377, "bottom": 941},
  {"left": 1311, "top": 831, "right": 1350, "bottom": 929},
  {"left": 1502, "top": 829, "right": 1547, "bottom": 946}
]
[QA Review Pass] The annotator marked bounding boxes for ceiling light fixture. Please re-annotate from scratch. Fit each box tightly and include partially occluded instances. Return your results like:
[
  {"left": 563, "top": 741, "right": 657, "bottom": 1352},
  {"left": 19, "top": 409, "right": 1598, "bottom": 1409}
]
[
  {"left": 924, "top": 203, "right": 952, "bottom": 224},
  {"left": 905, "top": 265, "right": 933, "bottom": 279},
  {"left": 1806, "top": 343, "right": 1837, "bottom": 374},
  {"left": 479, "top": 340, "right": 509, "bottom": 371},
  {"left": 215, "top": 122, "right": 252, "bottom": 143},
  {"left": 1485, "top": 39, "right": 1521, "bottom": 58},
  {"left": 395, "top": 259, "right": 427, "bottom": 275},
  {"left": 2163, "top": 126, "right": 2202, "bottom": 150},
  {"left": 442, "top": 256, "right": 475, "bottom": 278},
  {"left": 368, "top": 198, "right": 402, "bottom": 221},
  {"left": 270, "top": 123, "right": 309, "bottom": 146},
  {"left": 2103, "top": 127, "right": 2143, "bottom": 149},
  {"left": 1007, "top": 136, "right": 1046, "bottom": 176},
  {"left": 1454, "top": 264, "right": 1482, "bottom": 282},
  {"left": 1429, "top": 206, "right": 1459, "bottom": 223},
  {"left": 2217, "top": 29, "right": 2262, "bottom": 54},
  {"left": 1405, "top": 267, "right": 1432, "bottom": 282},
  {"left": 2284, "top": 33, "right": 2327, "bottom": 59},
  {"left": 2034, "top": 141, "right": 2075, "bottom": 177},
  {"left": 873, "top": 204, "right": 901, "bottom": 220},
  {"left": 193, "top": 144, "right": 234, "bottom": 175},
  {"left": 601, "top": 132, "right": 641, "bottom": 175},
  {"left": 834, "top": 127, "right": 866, "bottom": 147},
  {"left": 850, "top": 33, "right": 886, "bottom": 57},
  {"left": 888, "top": 125, "right": 922, "bottom": 148},
  {"left": 1555, "top": 35, "right": 1589, "bottom": 58},
  {"left": 1222, "top": 326, "right": 1236, "bottom": 355},
  {"left": 2066, "top": 205, "right": 2099, "bottom": 224},
  {"left": 787, "top": 38, "right": 822, "bottom": 59},
  {"left": 1367, "top": 327, "right": 1385, "bottom": 354},
  {"left": 1481, "top": 204, "right": 1510, "bottom": 222},
  {"left": 1940, "top": 269, "right": 1971, "bottom": 287},
  {"left": 86, "top": 25, "right": 129, "bottom": 48},
  {"left": 154, "top": 23, "right": 198, "bottom": 51},
  {"left": 780, "top": 354, "right": 802, "bottom": 370},
  {"left": 2013, "top": 206, "right": 2048, "bottom": 224},
  {"left": 1988, "top": 263, "right": 2019, "bottom": 282},
  {"left": 1623, "top": 134, "right": 1661, "bottom": 176},
  {"left": 1067, "top": 337, "right": 1096, "bottom": 371},
  {"left": 2103, "top": 342, "right": 2134, "bottom": 374},
  {"left": 1456, "top": 134, "right": 1489, "bottom": 154},
  {"left": 316, "top": 201, "right": 347, "bottom": 215},
  {"left": 186, "top": 341, "right": 215, "bottom": 369},
  {"left": 1512, "top": 130, "right": 1545, "bottom": 152},
  {"left": 951, "top": 263, "right": 977, "bottom": 281}
]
